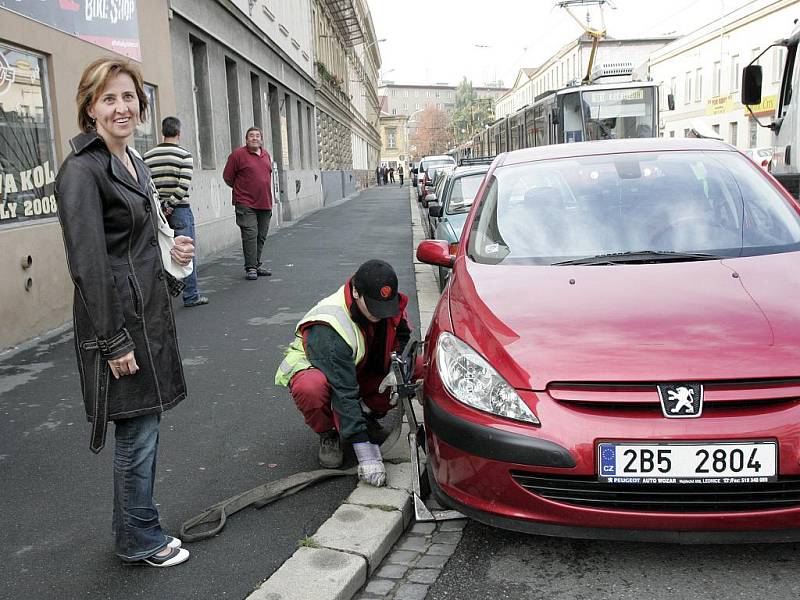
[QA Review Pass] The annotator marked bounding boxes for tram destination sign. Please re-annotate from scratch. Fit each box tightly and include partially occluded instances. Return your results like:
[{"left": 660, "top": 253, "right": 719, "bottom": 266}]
[{"left": 0, "top": 0, "right": 141, "bottom": 61}]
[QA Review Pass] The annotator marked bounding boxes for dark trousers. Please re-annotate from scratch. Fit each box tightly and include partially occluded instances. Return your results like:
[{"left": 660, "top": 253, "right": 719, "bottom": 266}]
[{"left": 235, "top": 205, "right": 272, "bottom": 270}]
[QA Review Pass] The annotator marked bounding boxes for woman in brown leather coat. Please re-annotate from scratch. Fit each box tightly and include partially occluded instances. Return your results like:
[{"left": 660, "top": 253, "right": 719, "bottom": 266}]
[{"left": 56, "top": 57, "right": 193, "bottom": 567}]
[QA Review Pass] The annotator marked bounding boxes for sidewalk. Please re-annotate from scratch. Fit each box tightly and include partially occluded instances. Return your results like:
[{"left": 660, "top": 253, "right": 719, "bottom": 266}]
[
  {"left": 0, "top": 183, "right": 424, "bottom": 600},
  {"left": 246, "top": 185, "right": 442, "bottom": 600}
]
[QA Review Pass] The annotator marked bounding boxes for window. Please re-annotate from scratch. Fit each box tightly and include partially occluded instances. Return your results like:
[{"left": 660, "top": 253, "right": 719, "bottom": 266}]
[
  {"left": 773, "top": 47, "right": 786, "bottom": 83},
  {"left": 684, "top": 72, "right": 692, "bottom": 104},
  {"left": 225, "top": 57, "right": 241, "bottom": 151},
  {"left": 190, "top": 36, "right": 215, "bottom": 168},
  {"left": 387, "top": 128, "right": 396, "bottom": 148},
  {"left": 250, "top": 72, "right": 262, "bottom": 130},
  {"left": 134, "top": 84, "right": 158, "bottom": 154},
  {"left": 297, "top": 100, "right": 306, "bottom": 168},
  {"left": 730, "top": 55, "right": 740, "bottom": 92},
  {"left": 749, "top": 116, "right": 758, "bottom": 147},
  {"left": 670, "top": 76, "right": 677, "bottom": 102},
  {"left": 0, "top": 43, "right": 58, "bottom": 226},
  {"left": 729, "top": 121, "right": 738, "bottom": 146},
  {"left": 712, "top": 124, "right": 720, "bottom": 134},
  {"left": 669, "top": 131, "right": 675, "bottom": 137},
  {"left": 392, "top": 108, "right": 397, "bottom": 115},
  {"left": 712, "top": 61, "right": 721, "bottom": 96},
  {"left": 751, "top": 47, "right": 761, "bottom": 65},
  {"left": 695, "top": 68, "right": 702, "bottom": 101}
]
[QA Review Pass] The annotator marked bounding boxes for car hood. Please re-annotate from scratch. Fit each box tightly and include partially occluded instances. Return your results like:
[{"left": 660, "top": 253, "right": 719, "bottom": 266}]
[{"left": 448, "top": 253, "right": 800, "bottom": 389}]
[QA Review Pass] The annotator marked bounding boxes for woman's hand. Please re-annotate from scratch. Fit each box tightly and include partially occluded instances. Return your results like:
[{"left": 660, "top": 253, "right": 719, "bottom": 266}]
[
  {"left": 108, "top": 351, "right": 139, "bottom": 379},
  {"left": 171, "top": 235, "right": 195, "bottom": 266}
]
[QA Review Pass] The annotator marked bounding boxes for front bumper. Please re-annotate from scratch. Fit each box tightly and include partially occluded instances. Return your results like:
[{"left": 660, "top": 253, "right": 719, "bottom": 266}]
[{"left": 424, "top": 391, "right": 800, "bottom": 541}]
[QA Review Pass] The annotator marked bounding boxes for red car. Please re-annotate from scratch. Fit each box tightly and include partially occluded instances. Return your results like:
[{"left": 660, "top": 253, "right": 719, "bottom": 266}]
[{"left": 417, "top": 137, "right": 800, "bottom": 542}]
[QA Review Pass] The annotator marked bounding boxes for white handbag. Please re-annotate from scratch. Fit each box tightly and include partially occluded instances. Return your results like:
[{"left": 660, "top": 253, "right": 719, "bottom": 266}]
[{"left": 148, "top": 180, "right": 193, "bottom": 279}]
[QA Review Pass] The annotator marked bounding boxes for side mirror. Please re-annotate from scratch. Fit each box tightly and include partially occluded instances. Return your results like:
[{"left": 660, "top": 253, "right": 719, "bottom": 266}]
[
  {"left": 422, "top": 192, "right": 437, "bottom": 207},
  {"left": 416, "top": 239, "right": 455, "bottom": 268},
  {"left": 742, "top": 65, "right": 763, "bottom": 106},
  {"left": 428, "top": 204, "right": 443, "bottom": 217},
  {"left": 667, "top": 93, "right": 675, "bottom": 111}
]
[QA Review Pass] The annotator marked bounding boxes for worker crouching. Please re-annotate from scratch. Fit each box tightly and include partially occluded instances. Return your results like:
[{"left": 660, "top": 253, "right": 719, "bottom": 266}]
[{"left": 275, "top": 260, "right": 420, "bottom": 486}]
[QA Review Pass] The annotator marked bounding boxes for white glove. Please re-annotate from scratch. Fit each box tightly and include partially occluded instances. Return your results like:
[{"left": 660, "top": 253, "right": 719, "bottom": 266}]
[
  {"left": 378, "top": 371, "right": 400, "bottom": 406},
  {"left": 353, "top": 442, "right": 386, "bottom": 487}
]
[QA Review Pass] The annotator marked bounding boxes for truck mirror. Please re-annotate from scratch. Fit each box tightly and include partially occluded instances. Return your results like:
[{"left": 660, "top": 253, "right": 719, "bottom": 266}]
[
  {"left": 741, "top": 65, "right": 763, "bottom": 106},
  {"left": 667, "top": 93, "right": 675, "bottom": 111}
]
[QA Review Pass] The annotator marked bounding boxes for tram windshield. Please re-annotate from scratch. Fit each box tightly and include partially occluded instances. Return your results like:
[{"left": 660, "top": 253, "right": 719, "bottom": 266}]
[{"left": 568, "top": 87, "right": 656, "bottom": 142}]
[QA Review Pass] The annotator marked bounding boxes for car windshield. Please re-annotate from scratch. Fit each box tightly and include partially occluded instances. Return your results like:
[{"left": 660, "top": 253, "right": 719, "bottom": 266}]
[
  {"left": 421, "top": 158, "right": 455, "bottom": 172},
  {"left": 467, "top": 150, "right": 800, "bottom": 265},
  {"left": 446, "top": 174, "right": 485, "bottom": 214}
]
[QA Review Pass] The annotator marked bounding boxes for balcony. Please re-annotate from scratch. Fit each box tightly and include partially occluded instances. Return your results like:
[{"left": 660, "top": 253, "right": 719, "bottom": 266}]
[{"left": 320, "top": 0, "right": 365, "bottom": 47}]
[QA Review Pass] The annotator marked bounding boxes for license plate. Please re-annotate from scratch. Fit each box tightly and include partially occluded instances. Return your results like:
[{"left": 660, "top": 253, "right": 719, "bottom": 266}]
[{"left": 597, "top": 441, "right": 777, "bottom": 484}]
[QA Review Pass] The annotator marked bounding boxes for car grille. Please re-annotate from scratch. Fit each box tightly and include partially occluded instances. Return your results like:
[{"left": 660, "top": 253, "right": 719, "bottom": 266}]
[
  {"left": 548, "top": 378, "right": 800, "bottom": 411},
  {"left": 511, "top": 471, "right": 800, "bottom": 512}
]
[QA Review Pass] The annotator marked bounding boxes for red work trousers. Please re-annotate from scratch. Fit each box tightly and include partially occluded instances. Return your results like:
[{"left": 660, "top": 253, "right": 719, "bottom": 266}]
[{"left": 288, "top": 357, "right": 423, "bottom": 434}]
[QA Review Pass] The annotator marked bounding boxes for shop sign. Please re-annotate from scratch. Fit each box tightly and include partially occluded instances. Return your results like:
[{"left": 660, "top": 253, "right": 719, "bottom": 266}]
[
  {"left": 706, "top": 95, "right": 739, "bottom": 116},
  {"left": 745, "top": 94, "right": 778, "bottom": 117},
  {"left": 0, "top": 0, "right": 141, "bottom": 61},
  {"left": 0, "top": 44, "right": 58, "bottom": 227}
]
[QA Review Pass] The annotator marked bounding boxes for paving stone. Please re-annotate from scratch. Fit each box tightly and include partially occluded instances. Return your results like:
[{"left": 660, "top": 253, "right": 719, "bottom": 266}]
[
  {"left": 397, "top": 535, "right": 428, "bottom": 552},
  {"left": 246, "top": 547, "right": 366, "bottom": 600},
  {"left": 365, "top": 579, "right": 396, "bottom": 595},
  {"left": 407, "top": 568, "right": 441, "bottom": 584},
  {"left": 375, "top": 563, "right": 408, "bottom": 579},
  {"left": 385, "top": 462, "right": 415, "bottom": 493},
  {"left": 385, "top": 549, "right": 419, "bottom": 566},
  {"left": 409, "top": 522, "right": 436, "bottom": 535},
  {"left": 427, "top": 543, "right": 456, "bottom": 556},
  {"left": 345, "top": 484, "right": 412, "bottom": 527},
  {"left": 394, "top": 582, "right": 430, "bottom": 600},
  {"left": 415, "top": 554, "right": 449, "bottom": 569},
  {"left": 432, "top": 531, "right": 462, "bottom": 545},
  {"left": 437, "top": 519, "right": 468, "bottom": 532}
]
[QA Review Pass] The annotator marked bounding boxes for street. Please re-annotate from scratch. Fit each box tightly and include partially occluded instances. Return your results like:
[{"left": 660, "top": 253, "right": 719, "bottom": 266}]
[
  {"left": 0, "top": 185, "right": 416, "bottom": 600},
  {"left": 427, "top": 522, "right": 800, "bottom": 599}
]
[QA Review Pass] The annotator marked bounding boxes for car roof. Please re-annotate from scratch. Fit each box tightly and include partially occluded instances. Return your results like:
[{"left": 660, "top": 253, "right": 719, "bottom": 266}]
[
  {"left": 451, "top": 165, "right": 490, "bottom": 176},
  {"left": 498, "top": 138, "right": 738, "bottom": 167},
  {"left": 421, "top": 155, "right": 456, "bottom": 162}
]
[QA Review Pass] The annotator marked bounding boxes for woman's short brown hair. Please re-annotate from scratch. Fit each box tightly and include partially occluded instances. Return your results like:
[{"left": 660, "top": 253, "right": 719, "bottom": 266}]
[{"left": 76, "top": 57, "right": 149, "bottom": 133}]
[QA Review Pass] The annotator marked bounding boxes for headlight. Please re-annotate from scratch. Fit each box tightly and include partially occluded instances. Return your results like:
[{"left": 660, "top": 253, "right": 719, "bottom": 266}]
[{"left": 435, "top": 332, "right": 539, "bottom": 425}]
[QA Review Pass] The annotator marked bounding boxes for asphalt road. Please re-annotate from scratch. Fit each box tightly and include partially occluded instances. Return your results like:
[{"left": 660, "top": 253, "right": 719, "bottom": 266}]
[
  {"left": 428, "top": 521, "right": 800, "bottom": 600},
  {"left": 0, "top": 184, "right": 416, "bottom": 600}
]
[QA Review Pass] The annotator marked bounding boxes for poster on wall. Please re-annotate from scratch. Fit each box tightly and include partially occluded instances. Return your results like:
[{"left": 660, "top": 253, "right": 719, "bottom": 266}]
[
  {"left": 0, "top": 44, "right": 58, "bottom": 227},
  {"left": 0, "top": 0, "right": 141, "bottom": 61}
]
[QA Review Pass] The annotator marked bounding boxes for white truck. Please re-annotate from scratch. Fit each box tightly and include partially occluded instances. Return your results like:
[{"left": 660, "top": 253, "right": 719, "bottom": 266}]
[{"left": 743, "top": 23, "right": 799, "bottom": 197}]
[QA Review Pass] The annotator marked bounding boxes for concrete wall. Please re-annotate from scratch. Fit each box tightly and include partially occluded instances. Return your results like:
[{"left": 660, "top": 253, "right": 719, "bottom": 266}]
[
  {"left": 168, "top": 0, "right": 323, "bottom": 261},
  {"left": 320, "top": 170, "right": 359, "bottom": 206},
  {"left": 0, "top": 0, "right": 176, "bottom": 350}
]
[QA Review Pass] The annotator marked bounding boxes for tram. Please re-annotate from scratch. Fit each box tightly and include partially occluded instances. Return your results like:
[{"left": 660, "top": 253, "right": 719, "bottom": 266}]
[{"left": 451, "top": 65, "right": 664, "bottom": 162}]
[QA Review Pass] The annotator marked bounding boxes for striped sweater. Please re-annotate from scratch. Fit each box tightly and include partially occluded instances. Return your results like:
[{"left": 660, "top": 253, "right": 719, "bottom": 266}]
[{"left": 143, "top": 143, "right": 193, "bottom": 206}]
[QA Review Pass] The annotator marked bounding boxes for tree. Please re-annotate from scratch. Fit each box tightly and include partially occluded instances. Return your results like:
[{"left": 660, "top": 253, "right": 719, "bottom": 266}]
[
  {"left": 450, "top": 77, "right": 495, "bottom": 144},
  {"left": 409, "top": 107, "right": 451, "bottom": 158}
]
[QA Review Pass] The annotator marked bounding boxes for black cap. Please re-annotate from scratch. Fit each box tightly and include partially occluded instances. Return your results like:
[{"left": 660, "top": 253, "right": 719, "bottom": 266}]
[{"left": 353, "top": 259, "right": 400, "bottom": 319}]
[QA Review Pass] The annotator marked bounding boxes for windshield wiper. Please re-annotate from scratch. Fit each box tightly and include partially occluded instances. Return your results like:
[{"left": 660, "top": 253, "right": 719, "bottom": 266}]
[{"left": 552, "top": 250, "right": 723, "bottom": 266}]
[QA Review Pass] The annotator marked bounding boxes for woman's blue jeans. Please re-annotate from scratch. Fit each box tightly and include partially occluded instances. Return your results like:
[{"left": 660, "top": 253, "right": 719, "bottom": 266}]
[{"left": 113, "top": 413, "right": 168, "bottom": 561}]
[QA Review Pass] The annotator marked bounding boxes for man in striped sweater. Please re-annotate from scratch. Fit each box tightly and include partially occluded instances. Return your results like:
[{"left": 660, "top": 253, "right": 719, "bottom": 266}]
[{"left": 144, "top": 117, "right": 209, "bottom": 307}]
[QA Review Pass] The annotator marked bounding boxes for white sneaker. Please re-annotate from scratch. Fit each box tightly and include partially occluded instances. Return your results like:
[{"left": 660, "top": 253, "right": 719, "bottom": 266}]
[{"left": 142, "top": 546, "right": 190, "bottom": 567}]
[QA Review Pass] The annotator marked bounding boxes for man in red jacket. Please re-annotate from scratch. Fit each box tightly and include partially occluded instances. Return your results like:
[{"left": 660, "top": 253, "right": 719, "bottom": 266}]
[{"left": 223, "top": 127, "right": 274, "bottom": 280}]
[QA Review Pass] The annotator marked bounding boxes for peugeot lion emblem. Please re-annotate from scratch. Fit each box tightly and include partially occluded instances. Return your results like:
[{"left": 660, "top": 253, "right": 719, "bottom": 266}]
[{"left": 657, "top": 383, "right": 703, "bottom": 418}]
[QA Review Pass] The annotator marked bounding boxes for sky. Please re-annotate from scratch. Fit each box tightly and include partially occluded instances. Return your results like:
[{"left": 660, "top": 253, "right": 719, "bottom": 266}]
[{"left": 367, "top": 0, "right": 754, "bottom": 88}]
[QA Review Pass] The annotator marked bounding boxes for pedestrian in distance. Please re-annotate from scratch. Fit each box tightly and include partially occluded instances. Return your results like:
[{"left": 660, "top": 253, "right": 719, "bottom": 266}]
[
  {"left": 144, "top": 116, "right": 209, "bottom": 307},
  {"left": 223, "top": 127, "right": 274, "bottom": 281},
  {"left": 275, "top": 260, "right": 421, "bottom": 486},
  {"left": 56, "top": 56, "right": 193, "bottom": 568},
  {"left": 375, "top": 165, "right": 381, "bottom": 186},
  {"left": 389, "top": 166, "right": 395, "bottom": 183},
  {"left": 380, "top": 164, "right": 387, "bottom": 185},
  {"left": 398, "top": 165, "right": 404, "bottom": 186}
]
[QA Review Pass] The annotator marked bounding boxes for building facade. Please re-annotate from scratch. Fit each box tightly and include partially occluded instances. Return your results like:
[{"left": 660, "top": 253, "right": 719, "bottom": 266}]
[
  {"left": 378, "top": 83, "right": 507, "bottom": 118},
  {"left": 377, "top": 112, "right": 410, "bottom": 172},
  {"left": 0, "top": 0, "right": 176, "bottom": 350},
  {"left": 646, "top": 0, "right": 796, "bottom": 148},
  {"left": 495, "top": 35, "right": 677, "bottom": 118},
  {"left": 312, "top": 0, "right": 382, "bottom": 199}
]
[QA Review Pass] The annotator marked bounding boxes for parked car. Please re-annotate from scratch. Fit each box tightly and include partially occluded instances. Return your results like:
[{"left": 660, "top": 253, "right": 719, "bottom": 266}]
[
  {"left": 416, "top": 155, "right": 456, "bottom": 200},
  {"left": 421, "top": 165, "right": 455, "bottom": 207},
  {"left": 416, "top": 137, "right": 800, "bottom": 542},
  {"left": 424, "top": 165, "right": 490, "bottom": 289},
  {"left": 744, "top": 147, "right": 773, "bottom": 171}
]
